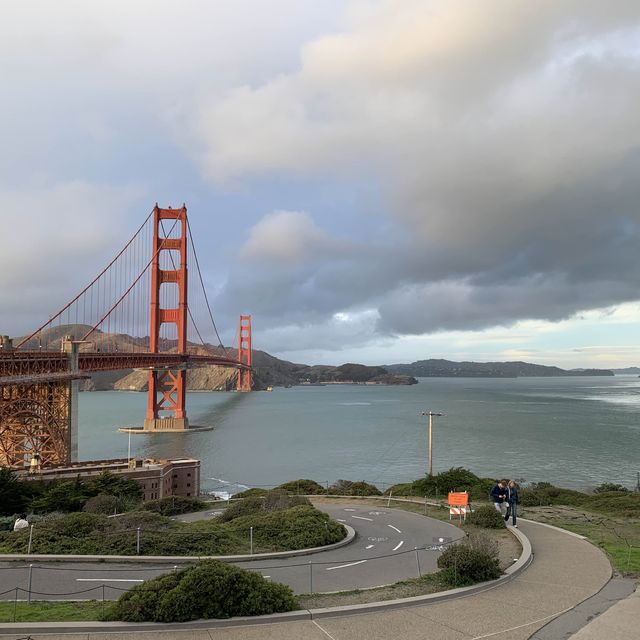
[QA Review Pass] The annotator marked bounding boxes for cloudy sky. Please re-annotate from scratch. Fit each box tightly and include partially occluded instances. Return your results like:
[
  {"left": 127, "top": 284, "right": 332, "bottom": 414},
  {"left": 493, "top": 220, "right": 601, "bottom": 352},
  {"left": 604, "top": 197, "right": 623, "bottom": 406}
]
[{"left": 2, "top": 0, "right": 640, "bottom": 368}]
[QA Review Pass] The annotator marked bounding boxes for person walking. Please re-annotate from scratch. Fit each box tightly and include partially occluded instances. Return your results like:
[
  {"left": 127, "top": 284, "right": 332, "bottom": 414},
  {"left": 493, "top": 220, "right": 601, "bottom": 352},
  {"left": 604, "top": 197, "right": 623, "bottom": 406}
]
[
  {"left": 490, "top": 480, "right": 507, "bottom": 516},
  {"left": 506, "top": 480, "right": 519, "bottom": 527}
]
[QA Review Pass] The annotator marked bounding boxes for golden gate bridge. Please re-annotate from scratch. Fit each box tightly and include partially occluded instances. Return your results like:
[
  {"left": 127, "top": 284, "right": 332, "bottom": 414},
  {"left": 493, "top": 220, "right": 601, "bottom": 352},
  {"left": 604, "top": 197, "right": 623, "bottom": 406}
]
[{"left": 0, "top": 204, "right": 252, "bottom": 469}]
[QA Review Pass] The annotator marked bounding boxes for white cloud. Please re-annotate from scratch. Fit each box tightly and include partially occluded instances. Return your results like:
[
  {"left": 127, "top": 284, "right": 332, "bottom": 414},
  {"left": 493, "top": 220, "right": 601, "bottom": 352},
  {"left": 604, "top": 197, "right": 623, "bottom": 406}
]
[{"left": 240, "top": 210, "right": 349, "bottom": 264}]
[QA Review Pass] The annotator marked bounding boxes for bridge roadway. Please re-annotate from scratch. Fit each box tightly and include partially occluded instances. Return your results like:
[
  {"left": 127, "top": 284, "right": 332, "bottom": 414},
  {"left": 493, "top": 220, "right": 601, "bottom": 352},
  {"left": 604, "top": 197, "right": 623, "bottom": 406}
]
[
  {"left": 0, "top": 350, "right": 247, "bottom": 383},
  {"left": 0, "top": 504, "right": 464, "bottom": 601}
]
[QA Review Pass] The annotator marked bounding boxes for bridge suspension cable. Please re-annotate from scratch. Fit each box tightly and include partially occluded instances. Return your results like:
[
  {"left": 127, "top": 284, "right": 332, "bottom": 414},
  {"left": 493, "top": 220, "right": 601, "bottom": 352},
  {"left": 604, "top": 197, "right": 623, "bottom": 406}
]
[{"left": 15, "top": 210, "right": 154, "bottom": 349}]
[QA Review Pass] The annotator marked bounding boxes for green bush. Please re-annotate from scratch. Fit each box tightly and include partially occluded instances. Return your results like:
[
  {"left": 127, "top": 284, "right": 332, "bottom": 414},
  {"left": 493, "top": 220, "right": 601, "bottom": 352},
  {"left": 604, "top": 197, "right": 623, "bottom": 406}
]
[
  {"left": 232, "top": 488, "right": 268, "bottom": 499},
  {"left": 519, "top": 485, "right": 588, "bottom": 507},
  {"left": 387, "top": 468, "right": 495, "bottom": 501},
  {"left": 142, "top": 496, "right": 208, "bottom": 516},
  {"left": 466, "top": 505, "right": 506, "bottom": 529},
  {"left": 437, "top": 541, "right": 501, "bottom": 587},
  {"left": 227, "top": 505, "right": 345, "bottom": 551},
  {"left": 83, "top": 494, "right": 121, "bottom": 515},
  {"left": 105, "top": 560, "right": 298, "bottom": 622},
  {"left": 329, "top": 480, "right": 382, "bottom": 496},
  {"left": 594, "top": 483, "right": 629, "bottom": 494},
  {"left": 585, "top": 492, "right": 640, "bottom": 517},
  {"left": 220, "top": 493, "right": 310, "bottom": 523},
  {"left": 276, "top": 479, "right": 326, "bottom": 494},
  {"left": 384, "top": 482, "right": 413, "bottom": 496}
]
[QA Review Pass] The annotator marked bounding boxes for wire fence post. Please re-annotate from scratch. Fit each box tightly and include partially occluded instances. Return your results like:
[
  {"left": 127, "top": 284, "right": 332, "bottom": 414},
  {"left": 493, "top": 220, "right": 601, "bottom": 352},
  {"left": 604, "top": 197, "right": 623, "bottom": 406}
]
[
  {"left": 424, "top": 495, "right": 428, "bottom": 515},
  {"left": 387, "top": 490, "right": 393, "bottom": 507},
  {"left": 27, "top": 524, "right": 34, "bottom": 554},
  {"left": 414, "top": 548, "right": 421, "bottom": 577},
  {"left": 309, "top": 562, "right": 313, "bottom": 594},
  {"left": 250, "top": 526, "right": 253, "bottom": 554},
  {"left": 13, "top": 587, "right": 18, "bottom": 622},
  {"left": 101, "top": 584, "right": 106, "bottom": 617},
  {"left": 326, "top": 480, "right": 329, "bottom": 495},
  {"left": 27, "top": 564, "right": 33, "bottom": 605},
  {"left": 136, "top": 527, "right": 141, "bottom": 555}
]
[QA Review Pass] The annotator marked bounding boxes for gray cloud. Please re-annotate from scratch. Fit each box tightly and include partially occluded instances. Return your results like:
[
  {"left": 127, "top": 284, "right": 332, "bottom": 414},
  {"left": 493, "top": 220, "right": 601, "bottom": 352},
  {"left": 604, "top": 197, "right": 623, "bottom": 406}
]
[{"left": 193, "top": 1, "right": 640, "bottom": 345}]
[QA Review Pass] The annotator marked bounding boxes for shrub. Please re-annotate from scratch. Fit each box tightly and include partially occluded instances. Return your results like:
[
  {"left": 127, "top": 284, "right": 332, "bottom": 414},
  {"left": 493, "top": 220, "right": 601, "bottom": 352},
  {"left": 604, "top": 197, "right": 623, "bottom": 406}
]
[
  {"left": 384, "top": 482, "right": 413, "bottom": 496},
  {"left": 83, "top": 494, "right": 121, "bottom": 515},
  {"left": 585, "top": 492, "right": 640, "bottom": 517},
  {"left": 105, "top": 560, "right": 298, "bottom": 622},
  {"left": 467, "top": 505, "right": 506, "bottom": 529},
  {"left": 142, "top": 496, "right": 208, "bottom": 516},
  {"left": 519, "top": 485, "right": 588, "bottom": 507},
  {"left": 226, "top": 505, "right": 345, "bottom": 551},
  {"left": 594, "top": 483, "right": 629, "bottom": 494},
  {"left": 232, "top": 488, "right": 268, "bottom": 499},
  {"left": 437, "top": 541, "right": 501, "bottom": 587},
  {"left": 329, "top": 480, "right": 382, "bottom": 496},
  {"left": 276, "top": 479, "right": 326, "bottom": 495},
  {"left": 220, "top": 493, "right": 310, "bottom": 523},
  {"left": 391, "top": 468, "right": 495, "bottom": 500}
]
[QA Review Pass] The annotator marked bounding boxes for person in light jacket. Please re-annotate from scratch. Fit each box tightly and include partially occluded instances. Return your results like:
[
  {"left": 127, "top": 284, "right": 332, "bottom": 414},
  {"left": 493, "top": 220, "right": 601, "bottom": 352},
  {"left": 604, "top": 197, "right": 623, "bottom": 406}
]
[{"left": 506, "top": 480, "right": 519, "bottom": 527}]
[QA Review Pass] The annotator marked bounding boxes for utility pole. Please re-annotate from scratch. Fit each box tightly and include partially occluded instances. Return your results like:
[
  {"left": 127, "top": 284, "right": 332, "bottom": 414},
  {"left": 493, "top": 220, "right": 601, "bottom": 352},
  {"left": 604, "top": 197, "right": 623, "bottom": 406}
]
[{"left": 422, "top": 412, "right": 444, "bottom": 476}]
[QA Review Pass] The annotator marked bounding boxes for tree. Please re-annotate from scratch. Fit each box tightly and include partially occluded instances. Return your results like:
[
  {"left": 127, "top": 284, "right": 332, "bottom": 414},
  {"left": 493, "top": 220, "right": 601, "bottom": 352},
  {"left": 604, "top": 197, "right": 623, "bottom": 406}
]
[{"left": 0, "top": 467, "right": 28, "bottom": 515}]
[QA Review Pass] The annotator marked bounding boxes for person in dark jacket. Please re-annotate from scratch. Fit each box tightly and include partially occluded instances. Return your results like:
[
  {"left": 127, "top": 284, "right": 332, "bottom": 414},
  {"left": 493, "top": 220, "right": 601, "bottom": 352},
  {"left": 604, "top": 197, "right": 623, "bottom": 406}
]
[
  {"left": 490, "top": 480, "right": 507, "bottom": 516},
  {"left": 506, "top": 480, "right": 519, "bottom": 527}
]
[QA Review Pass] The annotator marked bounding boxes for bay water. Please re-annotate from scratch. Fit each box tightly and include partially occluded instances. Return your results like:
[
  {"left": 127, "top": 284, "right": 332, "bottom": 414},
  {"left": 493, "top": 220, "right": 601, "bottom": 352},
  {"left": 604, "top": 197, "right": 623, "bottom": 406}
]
[{"left": 78, "top": 376, "right": 640, "bottom": 493}]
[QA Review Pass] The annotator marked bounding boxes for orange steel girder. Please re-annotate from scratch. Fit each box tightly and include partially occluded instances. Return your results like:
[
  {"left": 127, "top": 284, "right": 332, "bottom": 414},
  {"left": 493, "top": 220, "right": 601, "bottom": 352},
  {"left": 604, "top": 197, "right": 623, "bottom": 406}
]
[
  {"left": 0, "top": 381, "right": 71, "bottom": 469},
  {"left": 145, "top": 205, "right": 189, "bottom": 429},
  {"left": 237, "top": 315, "right": 252, "bottom": 392}
]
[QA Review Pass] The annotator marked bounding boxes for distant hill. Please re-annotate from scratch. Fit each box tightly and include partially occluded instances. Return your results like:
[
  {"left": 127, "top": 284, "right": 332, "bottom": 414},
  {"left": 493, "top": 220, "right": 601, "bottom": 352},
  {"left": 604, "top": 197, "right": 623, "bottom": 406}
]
[
  {"left": 610, "top": 367, "right": 640, "bottom": 375},
  {"left": 385, "top": 359, "right": 614, "bottom": 378},
  {"left": 13, "top": 325, "right": 416, "bottom": 390}
]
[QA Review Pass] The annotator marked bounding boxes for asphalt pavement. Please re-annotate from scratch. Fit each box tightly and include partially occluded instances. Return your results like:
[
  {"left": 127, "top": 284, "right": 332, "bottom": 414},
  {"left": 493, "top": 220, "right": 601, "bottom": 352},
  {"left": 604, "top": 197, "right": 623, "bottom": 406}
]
[{"left": 0, "top": 503, "right": 464, "bottom": 600}]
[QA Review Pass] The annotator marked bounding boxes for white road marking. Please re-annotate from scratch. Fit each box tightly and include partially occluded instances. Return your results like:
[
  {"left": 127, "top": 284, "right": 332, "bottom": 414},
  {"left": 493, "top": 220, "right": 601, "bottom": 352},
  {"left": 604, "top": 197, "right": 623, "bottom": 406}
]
[
  {"left": 312, "top": 619, "right": 340, "bottom": 640},
  {"left": 326, "top": 560, "right": 367, "bottom": 571},
  {"left": 388, "top": 524, "right": 402, "bottom": 533},
  {"left": 393, "top": 540, "right": 404, "bottom": 551},
  {"left": 76, "top": 578, "right": 144, "bottom": 583},
  {"left": 365, "top": 544, "right": 374, "bottom": 549},
  {"left": 262, "top": 575, "right": 271, "bottom": 579},
  {"left": 336, "top": 518, "right": 346, "bottom": 522},
  {"left": 343, "top": 508, "right": 356, "bottom": 511},
  {"left": 352, "top": 515, "right": 373, "bottom": 521}
]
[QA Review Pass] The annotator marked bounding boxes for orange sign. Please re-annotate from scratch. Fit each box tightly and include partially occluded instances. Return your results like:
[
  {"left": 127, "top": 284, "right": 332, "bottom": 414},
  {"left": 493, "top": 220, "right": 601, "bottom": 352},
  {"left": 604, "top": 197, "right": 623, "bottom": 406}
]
[{"left": 448, "top": 492, "right": 469, "bottom": 506}]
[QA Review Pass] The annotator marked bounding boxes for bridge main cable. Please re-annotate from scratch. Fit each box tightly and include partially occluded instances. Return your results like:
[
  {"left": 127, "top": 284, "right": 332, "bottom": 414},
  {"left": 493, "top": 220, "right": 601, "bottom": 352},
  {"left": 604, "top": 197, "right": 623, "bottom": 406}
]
[{"left": 15, "top": 210, "right": 155, "bottom": 349}]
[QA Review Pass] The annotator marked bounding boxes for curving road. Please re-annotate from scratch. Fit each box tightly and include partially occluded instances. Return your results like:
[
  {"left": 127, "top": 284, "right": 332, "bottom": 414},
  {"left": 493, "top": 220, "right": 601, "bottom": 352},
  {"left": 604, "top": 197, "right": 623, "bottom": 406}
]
[{"left": 0, "top": 503, "right": 463, "bottom": 600}]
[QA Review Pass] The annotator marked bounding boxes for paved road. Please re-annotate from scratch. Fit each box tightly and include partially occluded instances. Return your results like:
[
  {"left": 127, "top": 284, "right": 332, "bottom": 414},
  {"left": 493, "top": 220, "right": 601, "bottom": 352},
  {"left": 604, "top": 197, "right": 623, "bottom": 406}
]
[
  {"left": 0, "top": 504, "right": 463, "bottom": 600},
  {"left": 0, "top": 518, "right": 615, "bottom": 639}
]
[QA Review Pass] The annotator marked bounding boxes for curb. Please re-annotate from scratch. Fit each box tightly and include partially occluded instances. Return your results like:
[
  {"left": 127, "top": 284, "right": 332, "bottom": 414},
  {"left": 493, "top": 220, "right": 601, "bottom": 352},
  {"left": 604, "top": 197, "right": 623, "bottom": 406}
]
[
  {"left": 0, "top": 525, "right": 356, "bottom": 565},
  {"left": 0, "top": 524, "right": 533, "bottom": 634}
]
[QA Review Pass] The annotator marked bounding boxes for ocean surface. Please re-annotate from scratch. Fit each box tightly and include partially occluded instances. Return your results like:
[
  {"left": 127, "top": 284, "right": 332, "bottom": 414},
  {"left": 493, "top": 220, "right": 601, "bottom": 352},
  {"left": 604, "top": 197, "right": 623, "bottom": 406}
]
[{"left": 77, "top": 376, "right": 640, "bottom": 493}]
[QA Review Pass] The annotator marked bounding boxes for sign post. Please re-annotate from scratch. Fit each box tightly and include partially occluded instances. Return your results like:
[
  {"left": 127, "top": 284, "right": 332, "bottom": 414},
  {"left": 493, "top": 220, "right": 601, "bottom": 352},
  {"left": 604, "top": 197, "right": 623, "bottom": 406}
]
[{"left": 448, "top": 491, "right": 470, "bottom": 523}]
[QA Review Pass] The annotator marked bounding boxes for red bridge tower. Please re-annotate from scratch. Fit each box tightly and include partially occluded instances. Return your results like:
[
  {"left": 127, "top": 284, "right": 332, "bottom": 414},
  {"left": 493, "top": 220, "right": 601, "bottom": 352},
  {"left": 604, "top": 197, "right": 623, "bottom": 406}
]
[
  {"left": 237, "top": 315, "right": 252, "bottom": 392},
  {"left": 144, "top": 205, "right": 189, "bottom": 430}
]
